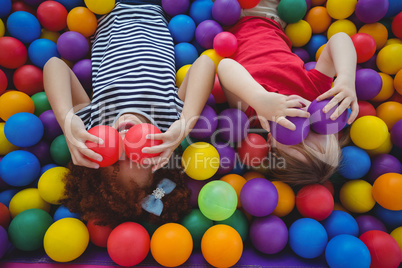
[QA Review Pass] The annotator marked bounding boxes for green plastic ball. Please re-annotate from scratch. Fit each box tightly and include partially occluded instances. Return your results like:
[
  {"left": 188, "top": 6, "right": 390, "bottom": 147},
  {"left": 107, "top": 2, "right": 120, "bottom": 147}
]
[
  {"left": 278, "top": 0, "right": 307, "bottom": 24},
  {"left": 8, "top": 208, "right": 53, "bottom": 251},
  {"left": 181, "top": 209, "right": 213, "bottom": 249},
  {"left": 216, "top": 209, "right": 249, "bottom": 242},
  {"left": 198, "top": 180, "right": 237, "bottom": 221},
  {"left": 31, "top": 92, "right": 51, "bottom": 117},
  {"left": 50, "top": 135, "right": 71, "bottom": 165}
]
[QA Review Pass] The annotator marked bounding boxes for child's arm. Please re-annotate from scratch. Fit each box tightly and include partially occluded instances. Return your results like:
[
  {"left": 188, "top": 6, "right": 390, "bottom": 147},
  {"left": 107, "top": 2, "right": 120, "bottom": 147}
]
[
  {"left": 315, "top": 32, "right": 359, "bottom": 125},
  {"left": 142, "top": 55, "right": 216, "bottom": 171},
  {"left": 43, "top": 57, "right": 103, "bottom": 169}
]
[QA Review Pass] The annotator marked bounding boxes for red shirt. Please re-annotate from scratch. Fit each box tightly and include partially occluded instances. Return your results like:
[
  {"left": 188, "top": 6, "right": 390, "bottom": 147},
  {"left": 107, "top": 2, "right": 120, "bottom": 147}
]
[{"left": 227, "top": 16, "right": 333, "bottom": 126}]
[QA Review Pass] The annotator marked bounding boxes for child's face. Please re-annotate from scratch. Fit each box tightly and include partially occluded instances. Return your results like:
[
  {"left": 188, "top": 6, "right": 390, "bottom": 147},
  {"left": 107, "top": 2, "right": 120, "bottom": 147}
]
[{"left": 113, "top": 113, "right": 150, "bottom": 139}]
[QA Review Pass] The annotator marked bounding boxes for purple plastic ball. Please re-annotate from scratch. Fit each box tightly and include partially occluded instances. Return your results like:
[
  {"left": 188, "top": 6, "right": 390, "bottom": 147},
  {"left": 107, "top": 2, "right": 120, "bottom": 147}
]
[
  {"left": 195, "top": 20, "right": 223, "bottom": 49},
  {"left": 304, "top": 61, "right": 316, "bottom": 71},
  {"left": 305, "top": 0, "right": 311, "bottom": 10},
  {"left": 212, "top": 0, "right": 241, "bottom": 26},
  {"left": 307, "top": 99, "right": 348, "bottom": 135},
  {"left": 240, "top": 177, "right": 278, "bottom": 217},
  {"left": 215, "top": 142, "right": 236, "bottom": 175},
  {"left": 367, "top": 154, "right": 402, "bottom": 183},
  {"left": 24, "top": 140, "right": 51, "bottom": 165},
  {"left": 206, "top": 94, "right": 216, "bottom": 108},
  {"left": 391, "top": 120, "right": 402, "bottom": 149},
  {"left": 355, "top": 0, "right": 389, "bottom": 23},
  {"left": 189, "top": 105, "right": 217, "bottom": 140},
  {"left": 0, "top": 226, "right": 8, "bottom": 259},
  {"left": 162, "top": 0, "right": 190, "bottom": 16},
  {"left": 359, "top": 54, "right": 378, "bottom": 70},
  {"left": 72, "top": 59, "right": 92, "bottom": 90},
  {"left": 292, "top": 48, "right": 310, "bottom": 63},
  {"left": 269, "top": 116, "right": 310, "bottom": 145},
  {"left": 355, "top": 215, "right": 387, "bottom": 236},
  {"left": 250, "top": 215, "right": 288, "bottom": 254},
  {"left": 57, "top": 31, "right": 89, "bottom": 62},
  {"left": 39, "top": 110, "right": 63, "bottom": 141},
  {"left": 186, "top": 179, "right": 207, "bottom": 208},
  {"left": 355, "top": 68, "right": 382, "bottom": 101},
  {"left": 217, "top": 108, "right": 249, "bottom": 144}
]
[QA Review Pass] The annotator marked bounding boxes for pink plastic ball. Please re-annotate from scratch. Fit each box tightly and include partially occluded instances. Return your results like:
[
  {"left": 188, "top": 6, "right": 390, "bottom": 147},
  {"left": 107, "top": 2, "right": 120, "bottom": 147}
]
[{"left": 213, "top": 32, "right": 238, "bottom": 57}]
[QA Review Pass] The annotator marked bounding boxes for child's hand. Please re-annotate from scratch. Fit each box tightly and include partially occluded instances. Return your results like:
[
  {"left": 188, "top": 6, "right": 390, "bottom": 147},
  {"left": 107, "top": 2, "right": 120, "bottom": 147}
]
[
  {"left": 141, "top": 119, "right": 187, "bottom": 172},
  {"left": 316, "top": 75, "right": 359, "bottom": 125},
  {"left": 63, "top": 114, "right": 104, "bottom": 169}
]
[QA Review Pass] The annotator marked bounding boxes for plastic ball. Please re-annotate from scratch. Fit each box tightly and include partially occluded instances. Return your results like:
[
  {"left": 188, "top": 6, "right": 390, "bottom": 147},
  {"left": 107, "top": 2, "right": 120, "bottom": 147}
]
[
  {"left": 151, "top": 223, "right": 193, "bottom": 267},
  {"left": 350, "top": 116, "right": 388, "bottom": 150},
  {"left": 355, "top": 0, "right": 389, "bottom": 24},
  {"left": 355, "top": 215, "right": 387, "bottom": 236},
  {"left": 217, "top": 108, "right": 250, "bottom": 142},
  {"left": 212, "top": 0, "right": 241, "bottom": 26},
  {"left": 180, "top": 209, "right": 213, "bottom": 249},
  {"left": 296, "top": 184, "right": 333, "bottom": 221},
  {"left": 13, "top": 65, "right": 43, "bottom": 96},
  {"left": 67, "top": 7, "right": 97, "bottom": 38},
  {"left": 391, "top": 119, "right": 402, "bottom": 149},
  {"left": 292, "top": 47, "right": 310, "bottom": 62},
  {"left": 0, "top": 122, "right": 19, "bottom": 155},
  {"left": 304, "top": 61, "right": 316, "bottom": 71},
  {"left": 357, "top": 100, "right": 376, "bottom": 119},
  {"left": 44, "top": 218, "right": 89, "bottom": 262},
  {"left": 189, "top": 105, "right": 217, "bottom": 140},
  {"left": 285, "top": 20, "right": 312, "bottom": 47},
  {"left": 201, "top": 224, "right": 243, "bottom": 268},
  {"left": 214, "top": 142, "right": 236, "bottom": 175},
  {"left": 305, "top": 6, "right": 332, "bottom": 34},
  {"left": 277, "top": 0, "right": 307, "bottom": 24},
  {"left": 376, "top": 44, "right": 402, "bottom": 75},
  {"left": 0, "top": 0, "right": 11, "bottom": 18},
  {"left": 376, "top": 101, "right": 402, "bottom": 130},
  {"left": 327, "top": 19, "right": 357, "bottom": 39},
  {"left": 365, "top": 133, "right": 393, "bottom": 160},
  {"left": 0, "top": 189, "right": 18, "bottom": 208},
  {"left": 107, "top": 222, "right": 150, "bottom": 267},
  {"left": 53, "top": 0, "right": 83, "bottom": 11},
  {"left": 0, "top": 150, "right": 40, "bottom": 187},
  {"left": 31, "top": 91, "right": 51, "bottom": 116},
  {"left": 306, "top": 34, "right": 327, "bottom": 59},
  {"left": 4, "top": 112, "right": 43, "bottom": 147},
  {"left": 72, "top": 59, "right": 92, "bottom": 90},
  {"left": 289, "top": 218, "right": 328, "bottom": 259},
  {"left": 355, "top": 69, "right": 382, "bottom": 100},
  {"left": 220, "top": 174, "right": 247, "bottom": 207},
  {"left": 200, "top": 49, "right": 224, "bottom": 70},
  {"left": 198, "top": 180, "right": 237, "bottom": 221},
  {"left": 269, "top": 115, "right": 310, "bottom": 145},
  {"left": 182, "top": 142, "right": 220, "bottom": 180},
  {"left": 84, "top": 0, "right": 114, "bottom": 15},
  {"left": 240, "top": 177, "right": 278, "bottom": 217},
  {"left": 237, "top": 0, "right": 260, "bottom": 9},
  {"left": 39, "top": 29, "right": 61, "bottom": 44},
  {"left": 0, "top": 203, "right": 10, "bottom": 229},
  {"left": 360, "top": 230, "right": 402, "bottom": 268},
  {"left": 0, "top": 69, "right": 6, "bottom": 94},
  {"left": 53, "top": 205, "right": 80, "bottom": 222},
  {"left": 57, "top": 31, "right": 89, "bottom": 62},
  {"left": 351, "top": 33, "right": 376, "bottom": 63},
  {"left": 271, "top": 181, "right": 295, "bottom": 217},
  {"left": 86, "top": 125, "right": 123, "bottom": 167},
  {"left": 211, "top": 74, "right": 226, "bottom": 103},
  {"left": 325, "top": 234, "right": 371, "bottom": 268},
  {"left": 50, "top": 135, "right": 72, "bottom": 165},
  {"left": 395, "top": 69, "right": 402, "bottom": 95},
  {"left": 174, "top": 42, "right": 198, "bottom": 70},
  {"left": 326, "top": 0, "right": 357, "bottom": 19},
  {"left": 213, "top": 31, "right": 237, "bottom": 57},
  {"left": 370, "top": 73, "right": 394, "bottom": 102},
  {"left": 308, "top": 98, "right": 348, "bottom": 134},
  {"left": 39, "top": 110, "right": 63, "bottom": 141},
  {"left": 0, "top": 226, "right": 8, "bottom": 259},
  {"left": 322, "top": 210, "right": 359, "bottom": 239},
  {"left": 185, "top": 179, "right": 207, "bottom": 208},
  {"left": 37, "top": 167, "right": 69, "bottom": 205},
  {"left": 374, "top": 204, "right": 402, "bottom": 230},
  {"left": 37, "top": 1, "right": 68, "bottom": 32},
  {"left": 237, "top": 133, "right": 269, "bottom": 167},
  {"left": 390, "top": 227, "right": 402, "bottom": 261},
  {"left": 162, "top": 0, "right": 189, "bottom": 17},
  {"left": 250, "top": 215, "right": 288, "bottom": 254},
  {"left": 0, "top": 37, "right": 28, "bottom": 69},
  {"left": 340, "top": 180, "right": 376, "bottom": 213},
  {"left": 189, "top": 0, "right": 213, "bottom": 25},
  {"left": 0, "top": 91, "right": 35, "bottom": 121},
  {"left": 372, "top": 173, "right": 402, "bottom": 211},
  {"left": 175, "top": 64, "right": 191, "bottom": 88},
  {"left": 368, "top": 154, "right": 402, "bottom": 183},
  {"left": 28, "top": 38, "right": 60, "bottom": 68},
  {"left": 86, "top": 219, "right": 113, "bottom": 248},
  {"left": 195, "top": 20, "right": 223, "bottom": 49},
  {"left": 24, "top": 139, "right": 51, "bottom": 166},
  {"left": 8, "top": 188, "right": 51, "bottom": 218},
  {"left": 216, "top": 209, "right": 249, "bottom": 242},
  {"left": 358, "top": 23, "right": 388, "bottom": 50},
  {"left": 7, "top": 11, "right": 41, "bottom": 44},
  {"left": 168, "top": 15, "right": 196, "bottom": 43},
  {"left": 338, "top": 146, "right": 371, "bottom": 179},
  {"left": 392, "top": 11, "right": 402, "bottom": 39}
]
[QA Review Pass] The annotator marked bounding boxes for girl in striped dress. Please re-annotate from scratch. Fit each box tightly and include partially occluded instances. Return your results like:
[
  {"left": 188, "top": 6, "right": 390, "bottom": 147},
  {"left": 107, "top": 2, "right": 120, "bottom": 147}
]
[{"left": 44, "top": 0, "right": 215, "bottom": 225}]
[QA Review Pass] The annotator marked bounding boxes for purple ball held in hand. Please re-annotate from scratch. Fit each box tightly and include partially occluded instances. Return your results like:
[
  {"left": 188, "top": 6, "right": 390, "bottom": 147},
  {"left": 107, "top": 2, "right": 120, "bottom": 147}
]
[{"left": 269, "top": 116, "right": 310, "bottom": 145}]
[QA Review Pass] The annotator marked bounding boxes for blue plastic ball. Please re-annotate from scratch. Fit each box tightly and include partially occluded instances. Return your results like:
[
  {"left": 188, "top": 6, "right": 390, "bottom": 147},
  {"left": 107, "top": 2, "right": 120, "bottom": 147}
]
[
  {"left": 54, "top": 0, "right": 84, "bottom": 11},
  {"left": 4, "top": 112, "right": 44, "bottom": 147},
  {"left": 321, "top": 210, "right": 359, "bottom": 240},
  {"left": 0, "top": 150, "right": 40, "bottom": 187},
  {"left": 384, "top": 0, "right": 402, "bottom": 18},
  {"left": 168, "top": 14, "right": 196, "bottom": 43},
  {"left": 53, "top": 205, "right": 81, "bottom": 221},
  {"left": 189, "top": 0, "right": 213, "bottom": 25},
  {"left": 0, "top": 0, "right": 12, "bottom": 18},
  {"left": 325, "top": 234, "right": 371, "bottom": 268},
  {"left": 0, "top": 189, "right": 19, "bottom": 207},
  {"left": 6, "top": 11, "right": 41, "bottom": 44},
  {"left": 28, "top": 39, "right": 60, "bottom": 68},
  {"left": 174, "top": 42, "right": 198, "bottom": 70},
  {"left": 374, "top": 204, "right": 402, "bottom": 230},
  {"left": 305, "top": 34, "right": 328, "bottom": 58},
  {"left": 338, "top": 146, "right": 371, "bottom": 179},
  {"left": 289, "top": 218, "right": 328, "bottom": 259}
]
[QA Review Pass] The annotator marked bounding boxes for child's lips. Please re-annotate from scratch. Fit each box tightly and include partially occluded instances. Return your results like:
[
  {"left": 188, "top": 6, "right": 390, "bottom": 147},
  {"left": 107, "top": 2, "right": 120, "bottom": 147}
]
[{"left": 117, "top": 122, "right": 135, "bottom": 133}]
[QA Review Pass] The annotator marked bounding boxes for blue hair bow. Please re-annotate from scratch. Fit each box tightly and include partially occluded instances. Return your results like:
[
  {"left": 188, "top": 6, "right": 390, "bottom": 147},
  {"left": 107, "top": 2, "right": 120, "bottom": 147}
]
[{"left": 141, "top": 178, "right": 176, "bottom": 216}]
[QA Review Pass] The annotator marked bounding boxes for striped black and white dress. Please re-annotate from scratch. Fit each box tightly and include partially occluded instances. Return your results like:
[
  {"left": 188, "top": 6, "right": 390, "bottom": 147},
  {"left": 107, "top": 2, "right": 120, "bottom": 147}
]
[{"left": 75, "top": 0, "right": 184, "bottom": 132}]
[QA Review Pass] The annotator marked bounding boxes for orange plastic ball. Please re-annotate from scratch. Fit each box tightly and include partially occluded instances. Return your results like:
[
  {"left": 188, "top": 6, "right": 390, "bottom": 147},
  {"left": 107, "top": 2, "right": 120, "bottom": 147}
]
[
  {"left": 271, "top": 181, "right": 295, "bottom": 217},
  {"left": 243, "top": 171, "right": 265, "bottom": 181},
  {"left": 394, "top": 69, "right": 402, "bottom": 95},
  {"left": 150, "top": 223, "right": 193, "bottom": 267},
  {"left": 370, "top": 73, "right": 394, "bottom": 102},
  {"left": 376, "top": 101, "right": 402, "bottom": 130},
  {"left": 0, "top": 91, "right": 34, "bottom": 121},
  {"left": 358, "top": 23, "right": 388, "bottom": 51},
  {"left": 67, "top": 7, "right": 97, "bottom": 38},
  {"left": 201, "top": 225, "right": 243, "bottom": 268},
  {"left": 305, "top": 6, "right": 332, "bottom": 34},
  {"left": 220, "top": 174, "right": 247, "bottom": 208},
  {"left": 372, "top": 173, "right": 402, "bottom": 211}
]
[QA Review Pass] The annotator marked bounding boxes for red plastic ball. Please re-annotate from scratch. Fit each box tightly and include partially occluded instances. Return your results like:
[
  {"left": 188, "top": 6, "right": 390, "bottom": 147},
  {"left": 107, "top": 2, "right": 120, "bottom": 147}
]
[
  {"left": 351, "top": 33, "right": 376, "bottom": 63},
  {"left": 391, "top": 11, "right": 402, "bottom": 39},
  {"left": 359, "top": 230, "right": 402, "bottom": 268},
  {"left": 211, "top": 74, "right": 227, "bottom": 104},
  {"left": 389, "top": 91, "right": 402, "bottom": 103},
  {"left": 86, "top": 219, "right": 113, "bottom": 248},
  {"left": 322, "top": 180, "right": 334, "bottom": 196},
  {"left": 36, "top": 1, "right": 68, "bottom": 32},
  {"left": 85, "top": 125, "right": 123, "bottom": 167},
  {"left": 13, "top": 65, "right": 43, "bottom": 96},
  {"left": 11, "top": 1, "right": 36, "bottom": 14},
  {"left": 213, "top": 32, "right": 238, "bottom": 57},
  {"left": 0, "top": 37, "right": 28, "bottom": 69},
  {"left": 357, "top": 100, "right": 377, "bottom": 119},
  {"left": 237, "top": 133, "right": 269, "bottom": 167},
  {"left": 0, "top": 202, "right": 10, "bottom": 229},
  {"left": 296, "top": 184, "right": 334, "bottom": 221},
  {"left": 107, "top": 222, "right": 150, "bottom": 267},
  {"left": 124, "top": 123, "right": 162, "bottom": 163},
  {"left": 237, "top": 0, "right": 261, "bottom": 9},
  {"left": 0, "top": 69, "right": 7, "bottom": 95}
]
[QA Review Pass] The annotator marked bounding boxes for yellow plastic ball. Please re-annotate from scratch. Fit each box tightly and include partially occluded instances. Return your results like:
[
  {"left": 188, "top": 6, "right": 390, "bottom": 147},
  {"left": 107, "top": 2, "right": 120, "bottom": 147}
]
[
  {"left": 67, "top": 7, "right": 97, "bottom": 38},
  {"left": 315, "top": 44, "right": 326, "bottom": 61},
  {"left": 376, "top": 44, "right": 402, "bottom": 75},
  {"left": 350, "top": 116, "right": 388, "bottom": 150},
  {"left": 370, "top": 73, "right": 394, "bottom": 102},
  {"left": 176, "top": 64, "right": 191, "bottom": 88},
  {"left": 339, "top": 180, "right": 376, "bottom": 214},
  {"left": 327, "top": 19, "right": 357, "bottom": 39},
  {"left": 285, "top": 20, "right": 312, "bottom": 47},
  {"left": 0, "top": 19, "right": 5, "bottom": 37},
  {"left": 38, "top": 167, "right": 69, "bottom": 205},
  {"left": 394, "top": 69, "right": 402, "bottom": 95},
  {"left": 84, "top": 0, "right": 115, "bottom": 15},
  {"left": 8, "top": 188, "right": 51, "bottom": 218},
  {"left": 385, "top": 38, "right": 402, "bottom": 47},
  {"left": 271, "top": 181, "right": 295, "bottom": 217},
  {"left": 0, "top": 91, "right": 35, "bottom": 121},
  {"left": 376, "top": 101, "right": 402, "bottom": 130},
  {"left": 200, "top": 49, "right": 223, "bottom": 71},
  {"left": 390, "top": 227, "right": 402, "bottom": 262},
  {"left": 358, "top": 23, "right": 388, "bottom": 51},
  {"left": 326, "top": 0, "right": 357, "bottom": 20},
  {"left": 44, "top": 218, "right": 89, "bottom": 262},
  {"left": 182, "top": 142, "right": 220, "bottom": 180},
  {"left": 365, "top": 132, "right": 392, "bottom": 157},
  {"left": 40, "top": 29, "right": 60, "bottom": 43},
  {"left": 0, "top": 122, "right": 19, "bottom": 155}
]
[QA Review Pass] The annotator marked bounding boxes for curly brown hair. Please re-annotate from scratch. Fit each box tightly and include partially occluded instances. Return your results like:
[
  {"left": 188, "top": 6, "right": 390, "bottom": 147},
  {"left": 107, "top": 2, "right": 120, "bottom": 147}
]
[{"left": 61, "top": 163, "right": 191, "bottom": 227}]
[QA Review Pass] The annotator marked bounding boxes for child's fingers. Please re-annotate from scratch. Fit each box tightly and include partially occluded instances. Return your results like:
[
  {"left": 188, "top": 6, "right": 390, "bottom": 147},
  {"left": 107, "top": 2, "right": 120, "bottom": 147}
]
[
  {"left": 316, "top": 88, "right": 336, "bottom": 101},
  {"left": 286, "top": 108, "right": 310, "bottom": 118},
  {"left": 258, "top": 118, "right": 270, "bottom": 132},
  {"left": 141, "top": 144, "right": 169, "bottom": 155},
  {"left": 347, "top": 101, "right": 359, "bottom": 125},
  {"left": 72, "top": 151, "right": 100, "bottom": 169},
  {"left": 277, "top": 117, "right": 296, "bottom": 131},
  {"left": 322, "top": 93, "right": 344, "bottom": 113},
  {"left": 328, "top": 98, "right": 351, "bottom": 121},
  {"left": 78, "top": 147, "right": 103, "bottom": 162},
  {"left": 85, "top": 132, "right": 104, "bottom": 145},
  {"left": 286, "top": 100, "right": 303, "bottom": 109},
  {"left": 146, "top": 133, "right": 164, "bottom": 140}
]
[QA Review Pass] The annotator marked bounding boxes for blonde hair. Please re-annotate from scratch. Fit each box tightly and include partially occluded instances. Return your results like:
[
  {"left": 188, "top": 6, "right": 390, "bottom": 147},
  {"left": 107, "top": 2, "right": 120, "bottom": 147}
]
[{"left": 266, "top": 134, "right": 341, "bottom": 186}]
